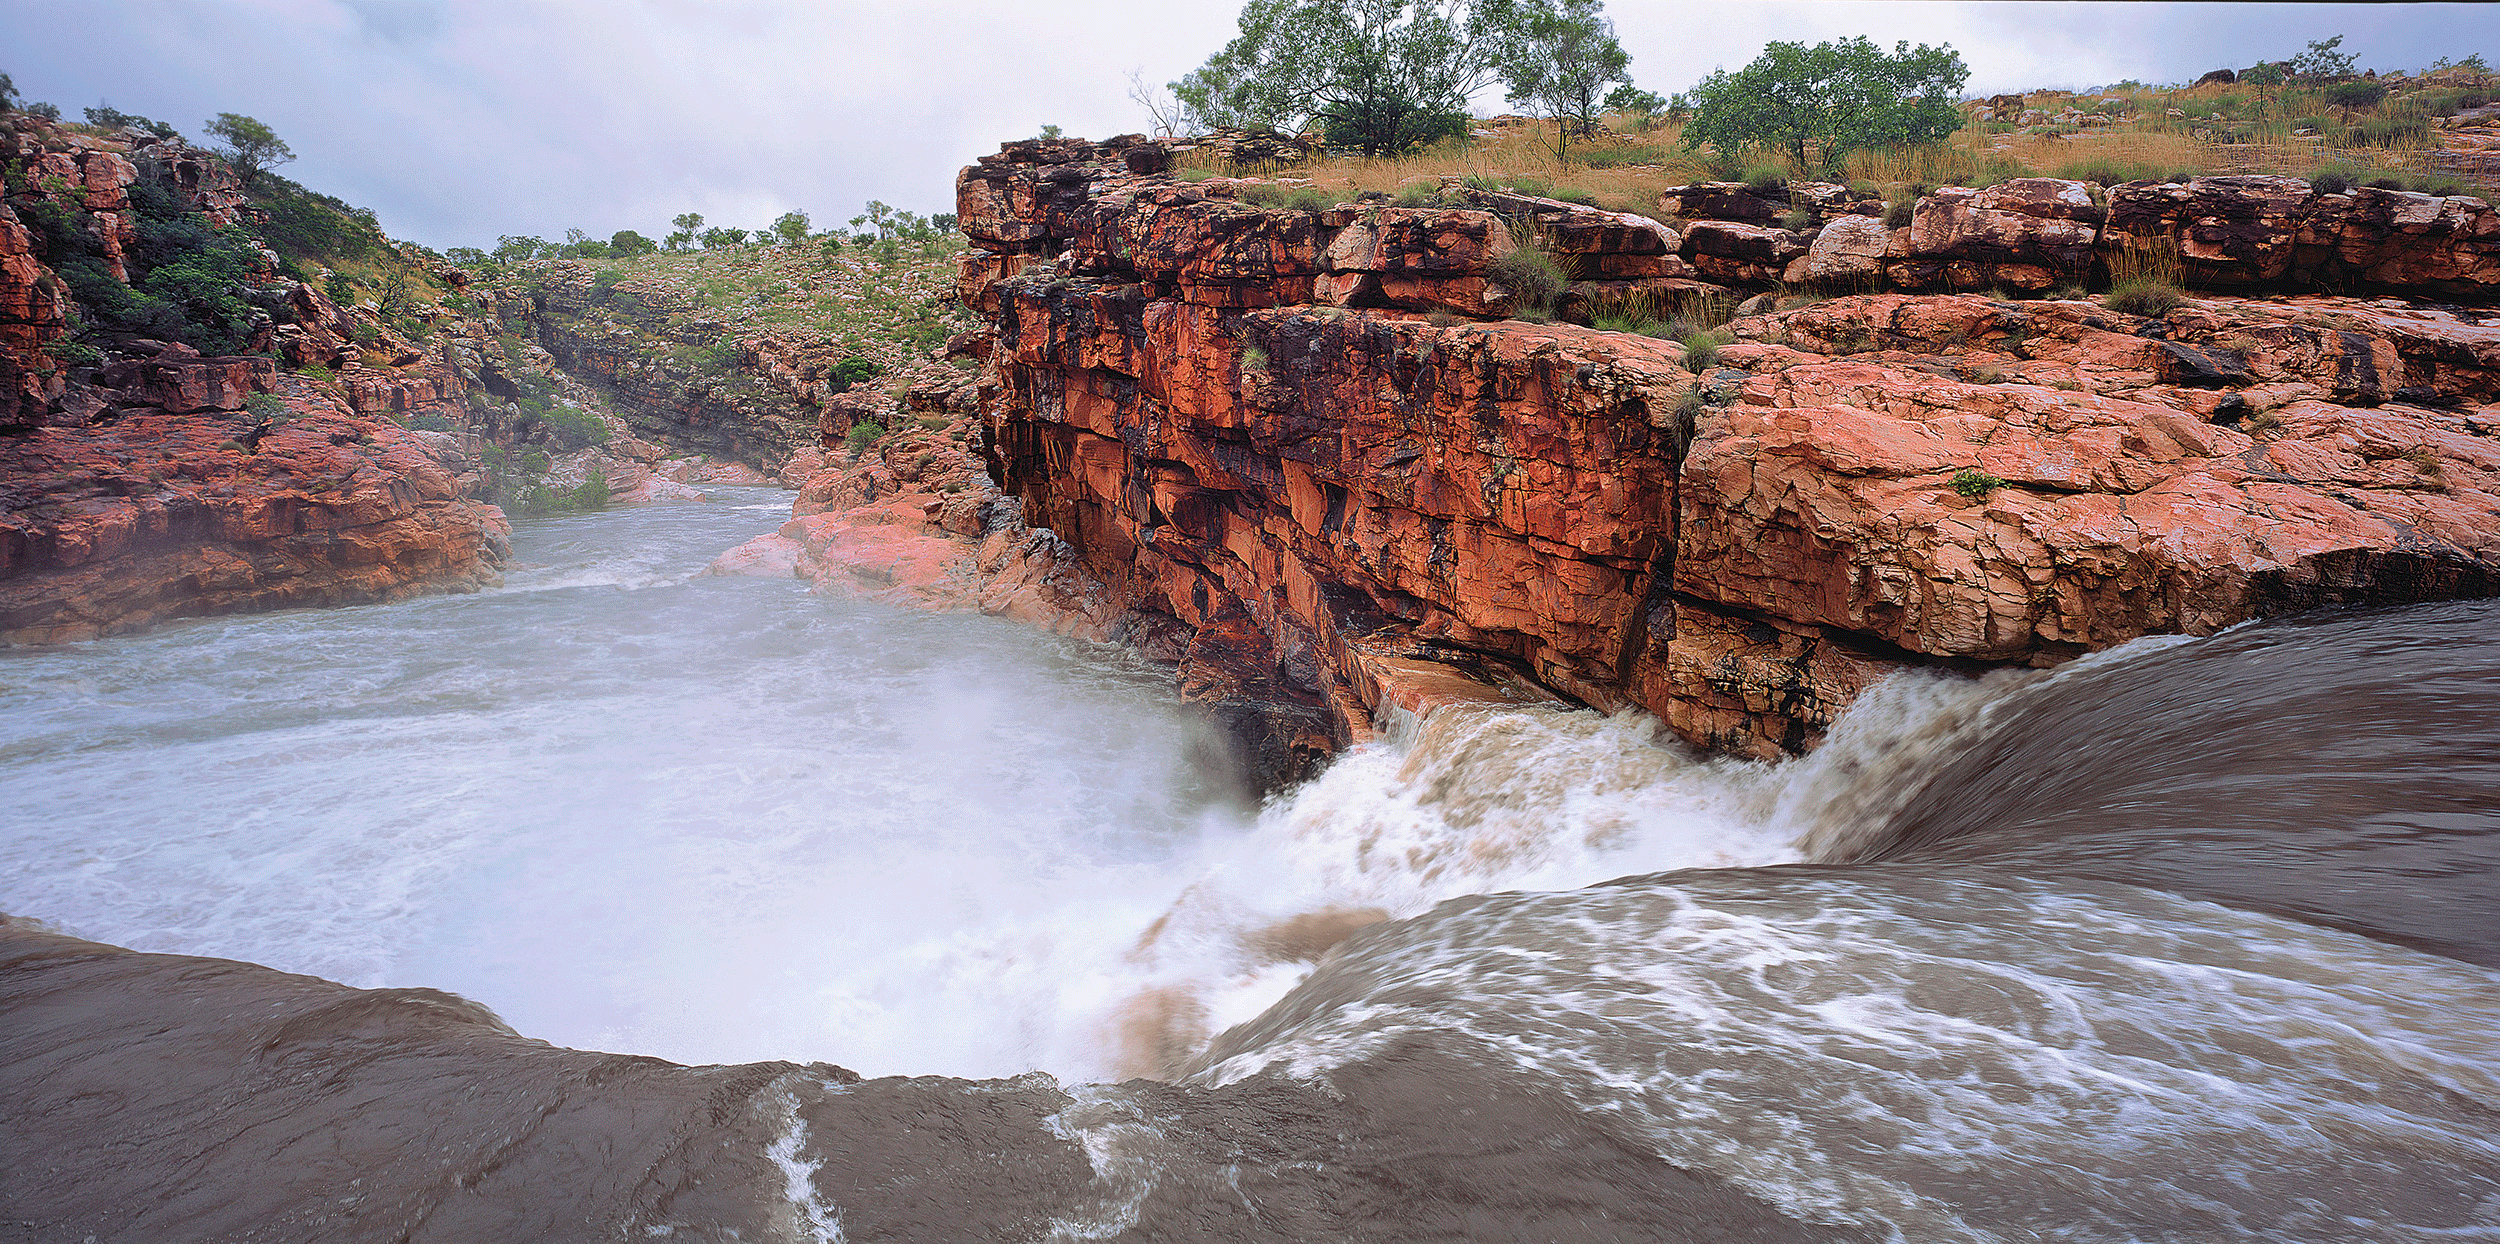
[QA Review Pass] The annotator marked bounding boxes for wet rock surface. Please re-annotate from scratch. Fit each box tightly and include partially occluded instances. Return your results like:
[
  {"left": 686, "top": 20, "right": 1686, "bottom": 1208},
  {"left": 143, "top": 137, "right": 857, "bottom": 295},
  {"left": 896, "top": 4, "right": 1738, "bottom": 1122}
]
[
  {"left": 958, "top": 140, "right": 2500, "bottom": 759},
  {"left": 0, "top": 375, "right": 508, "bottom": 644},
  {"left": 0, "top": 915, "right": 1869, "bottom": 1244}
]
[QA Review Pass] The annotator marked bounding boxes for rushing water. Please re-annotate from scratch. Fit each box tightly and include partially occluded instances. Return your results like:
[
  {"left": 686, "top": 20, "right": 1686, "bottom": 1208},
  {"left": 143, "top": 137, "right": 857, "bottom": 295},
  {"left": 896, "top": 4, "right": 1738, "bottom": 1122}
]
[{"left": 4, "top": 492, "right": 2497, "bottom": 1242}]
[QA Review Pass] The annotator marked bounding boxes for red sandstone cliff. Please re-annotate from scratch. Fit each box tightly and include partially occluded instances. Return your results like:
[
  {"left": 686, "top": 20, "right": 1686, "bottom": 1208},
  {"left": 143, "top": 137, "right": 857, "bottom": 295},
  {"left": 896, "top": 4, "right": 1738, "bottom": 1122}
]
[
  {"left": 0, "top": 113, "right": 513, "bottom": 643},
  {"left": 947, "top": 137, "right": 2500, "bottom": 765}
]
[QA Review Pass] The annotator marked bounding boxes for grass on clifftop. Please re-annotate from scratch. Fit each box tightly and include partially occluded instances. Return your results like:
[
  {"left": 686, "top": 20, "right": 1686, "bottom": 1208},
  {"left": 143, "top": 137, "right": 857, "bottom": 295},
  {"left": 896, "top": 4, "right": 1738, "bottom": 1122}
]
[{"left": 1186, "top": 70, "right": 2493, "bottom": 215}]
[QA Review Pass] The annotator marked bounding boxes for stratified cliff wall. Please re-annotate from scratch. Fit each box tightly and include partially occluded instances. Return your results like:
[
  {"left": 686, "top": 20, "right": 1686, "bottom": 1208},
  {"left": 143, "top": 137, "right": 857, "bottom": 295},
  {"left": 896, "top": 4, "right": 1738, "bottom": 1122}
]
[
  {"left": 958, "top": 137, "right": 2500, "bottom": 764},
  {"left": 0, "top": 118, "right": 510, "bottom": 643}
]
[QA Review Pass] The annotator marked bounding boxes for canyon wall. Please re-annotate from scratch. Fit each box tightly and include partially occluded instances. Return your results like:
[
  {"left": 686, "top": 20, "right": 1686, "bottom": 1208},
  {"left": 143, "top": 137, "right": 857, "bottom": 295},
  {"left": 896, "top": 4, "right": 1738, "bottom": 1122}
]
[
  {"left": 0, "top": 119, "right": 515, "bottom": 643},
  {"left": 958, "top": 137, "right": 2500, "bottom": 764}
]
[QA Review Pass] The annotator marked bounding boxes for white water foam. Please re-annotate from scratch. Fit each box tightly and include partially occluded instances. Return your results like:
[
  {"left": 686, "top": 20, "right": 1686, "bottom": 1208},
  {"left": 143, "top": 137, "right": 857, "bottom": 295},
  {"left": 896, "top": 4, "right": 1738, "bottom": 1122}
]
[
  {"left": 766, "top": 1083, "right": 848, "bottom": 1244},
  {"left": 0, "top": 487, "right": 2128, "bottom": 1087},
  {"left": 1192, "top": 872, "right": 2500, "bottom": 1243}
]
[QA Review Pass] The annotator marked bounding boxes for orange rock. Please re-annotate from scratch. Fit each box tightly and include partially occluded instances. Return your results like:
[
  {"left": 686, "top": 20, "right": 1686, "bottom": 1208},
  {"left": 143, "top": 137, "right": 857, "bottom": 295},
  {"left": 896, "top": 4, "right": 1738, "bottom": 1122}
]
[
  {"left": 934, "top": 147, "right": 2500, "bottom": 760},
  {"left": 0, "top": 391, "right": 508, "bottom": 644}
]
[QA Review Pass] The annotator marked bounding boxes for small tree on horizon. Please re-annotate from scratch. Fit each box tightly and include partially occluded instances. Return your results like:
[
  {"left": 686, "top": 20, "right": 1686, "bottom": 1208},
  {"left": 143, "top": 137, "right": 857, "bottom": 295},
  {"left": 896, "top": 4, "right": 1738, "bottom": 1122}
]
[
  {"left": 666, "top": 212, "right": 704, "bottom": 250},
  {"left": 204, "top": 112, "right": 295, "bottom": 185},
  {"left": 772, "top": 210, "right": 811, "bottom": 246},
  {"left": 1493, "top": 0, "right": 1631, "bottom": 164},
  {"left": 2288, "top": 35, "right": 2359, "bottom": 82}
]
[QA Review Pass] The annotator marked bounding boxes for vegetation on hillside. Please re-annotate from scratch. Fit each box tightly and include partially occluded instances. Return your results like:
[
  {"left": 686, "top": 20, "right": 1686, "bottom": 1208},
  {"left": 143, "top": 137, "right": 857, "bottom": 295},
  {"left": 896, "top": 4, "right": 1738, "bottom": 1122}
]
[{"left": 1155, "top": 17, "right": 2495, "bottom": 206}]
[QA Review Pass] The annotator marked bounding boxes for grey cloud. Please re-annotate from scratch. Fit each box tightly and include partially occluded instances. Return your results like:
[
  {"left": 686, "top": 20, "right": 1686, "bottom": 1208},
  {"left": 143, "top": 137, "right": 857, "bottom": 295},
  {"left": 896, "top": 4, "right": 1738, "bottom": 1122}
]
[{"left": 5, "top": 1, "right": 2492, "bottom": 252}]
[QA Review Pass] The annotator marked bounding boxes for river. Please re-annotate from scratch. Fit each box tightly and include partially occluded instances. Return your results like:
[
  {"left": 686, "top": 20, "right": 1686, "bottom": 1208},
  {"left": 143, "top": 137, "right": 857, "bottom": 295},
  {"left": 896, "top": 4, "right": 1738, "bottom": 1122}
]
[{"left": 3, "top": 489, "right": 2495, "bottom": 1242}]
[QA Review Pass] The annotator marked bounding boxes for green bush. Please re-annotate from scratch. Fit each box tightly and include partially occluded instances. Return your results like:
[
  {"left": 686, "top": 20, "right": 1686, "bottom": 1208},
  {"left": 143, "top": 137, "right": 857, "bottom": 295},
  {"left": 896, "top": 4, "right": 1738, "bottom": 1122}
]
[
  {"left": 42, "top": 338, "right": 100, "bottom": 367},
  {"left": 844, "top": 420, "right": 886, "bottom": 453},
  {"left": 827, "top": 356, "right": 880, "bottom": 393},
  {"left": 2324, "top": 80, "right": 2386, "bottom": 110},
  {"left": 1951, "top": 467, "right": 2003, "bottom": 498},
  {"left": 535, "top": 402, "right": 611, "bottom": 448},
  {"left": 568, "top": 470, "right": 610, "bottom": 511},
  {"left": 520, "top": 448, "right": 551, "bottom": 473},
  {"left": 1392, "top": 182, "right": 1442, "bottom": 208},
  {"left": 1488, "top": 246, "right": 1565, "bottom": 317},
  {"left": 2106, "top": 278, "right": 2186, "bottom": 317},
  {"left": 244, "top": 391, "right": 287, "bottom": 419},
  {"left": 1741, "top": 165, "right": 1788, "bottom": 196}
]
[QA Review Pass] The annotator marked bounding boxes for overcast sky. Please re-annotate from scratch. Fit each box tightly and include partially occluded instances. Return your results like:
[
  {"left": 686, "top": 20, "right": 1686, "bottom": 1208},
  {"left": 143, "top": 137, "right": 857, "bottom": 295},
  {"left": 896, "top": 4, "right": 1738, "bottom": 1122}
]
[{"left": 9, "top": 1, "right": 2494, "bottom": 251}]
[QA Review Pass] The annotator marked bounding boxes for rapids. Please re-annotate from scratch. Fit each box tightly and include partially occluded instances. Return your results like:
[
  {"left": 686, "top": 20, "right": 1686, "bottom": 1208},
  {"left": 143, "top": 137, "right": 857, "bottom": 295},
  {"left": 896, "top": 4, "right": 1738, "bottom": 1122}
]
[{"left": 3, "top": 492, "right": 2496, "bottom": 1242}]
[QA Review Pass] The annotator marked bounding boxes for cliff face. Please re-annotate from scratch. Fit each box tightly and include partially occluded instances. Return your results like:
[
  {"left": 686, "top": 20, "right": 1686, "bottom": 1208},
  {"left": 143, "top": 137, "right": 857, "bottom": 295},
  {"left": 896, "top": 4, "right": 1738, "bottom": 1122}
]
[
  {"left": 959, "top": 137, "right": 2500, "bottom": 764},
  {"left": 0, "top": 116, "right": 513, "bottom": 644}
]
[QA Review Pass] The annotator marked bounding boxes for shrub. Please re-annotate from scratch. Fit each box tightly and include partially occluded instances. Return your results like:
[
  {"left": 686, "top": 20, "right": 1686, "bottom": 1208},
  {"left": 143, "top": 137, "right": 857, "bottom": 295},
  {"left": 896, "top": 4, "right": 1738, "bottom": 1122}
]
[
  {"left": 1487, "top": 246, "right": 1565, "bottom": 317},
  {"left": 2105, "top": 278, "right": 2185, "bottom": 317},
  {"left": 1741, "top": 165, "right": 1788, "bottom": 196},
  {"left": 244, "top": 391, "right": 287, "bottom": 419},
  {"left": 2324, "top": 80, "right": 2387, "bottom": 110},
  {"left": 42, "top": 339, "right": 99, "bottom": 367},
  {"left": 1392, "top": 182, "right": 1441, "bottom": 208},
  {"left": 827, "top": 356, "right": 879, "bottom": 393},
  {"left": 1883, "top": 192, "right": 1917, "bottom": 229},
  {"left": 844, "top": 420, "right": 886, "bottom": 453},
  {"left": 1680, "top": 328, "right": 1729, "bottom": 373},
  {"left": 537, "top": 403, "right": 611, "bottom": 448},
  {"left": 1951, "top": 467, "right": 2003, "bottom": 498},
  {"left": 520, "top": 448, "right": 551, "bottom": 473},
  {"left": 569, "top": 470, "right": 610, "bottom": 510},
  {"left": 1778, "top": 207, "right": 1814, "bottom": 232}
]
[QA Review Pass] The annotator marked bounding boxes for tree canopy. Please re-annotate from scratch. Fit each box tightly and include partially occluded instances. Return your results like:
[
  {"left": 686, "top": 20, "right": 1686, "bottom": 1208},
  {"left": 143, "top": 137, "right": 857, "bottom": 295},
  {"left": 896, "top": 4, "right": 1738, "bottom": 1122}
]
[
  {"left": 1175, "top": 0, "right": 1520, "bottom": 156},
  {"left": 1680, "top": 36, "right": 1968, "bottom": 172},
  {"left": 204, "top": 113, "right": 294, "bottom": 185}
]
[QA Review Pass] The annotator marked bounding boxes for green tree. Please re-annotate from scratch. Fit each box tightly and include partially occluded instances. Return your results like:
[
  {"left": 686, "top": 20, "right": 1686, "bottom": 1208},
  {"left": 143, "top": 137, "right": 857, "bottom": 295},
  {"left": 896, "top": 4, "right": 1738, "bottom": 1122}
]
[
  {"left": 609, "top": 229, "right": 657, "bottom": 256},
  {"left": 0, "top": 73, "right": 16, "bottom": 111},
  {"left": 1494, "top": 0, "right": 1630, "bottom": 162},
  {"left": 666, "top": 212, "right": 704, "bottom": 251},
  {"left": 493, "top": 234, "right": 551, "bottom": 263},
  {"left": 1680, "top": 36, "right": 1968, "bottom": 173},
  {"left": 2289, "top": 35, "right": 2358, "bottom": 82},
  {"left": 204, "top": 112, "right": 295, "bottom": 185},
  {"left": 85, "top": 102, "right": 178, "bottom": 139},
  {"left": 772, "top": 210, "right": 811, "bottom": 245},
  {"left": 1175, "top": 0, "right": 1521, "bottom": 157},
  {"left": 698, "top": 225, "right": 748, "bottom": 248}
]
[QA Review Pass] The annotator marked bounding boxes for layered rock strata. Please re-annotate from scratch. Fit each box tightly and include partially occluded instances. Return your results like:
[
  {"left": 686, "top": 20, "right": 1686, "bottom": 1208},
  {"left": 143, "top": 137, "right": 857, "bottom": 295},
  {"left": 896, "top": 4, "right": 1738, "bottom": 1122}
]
[
  {"left": 0, "top": 364, "right": 509, "bottom": 644},
  {"left": 957, "top": 138, "right": 2500, "bottom": 762}
]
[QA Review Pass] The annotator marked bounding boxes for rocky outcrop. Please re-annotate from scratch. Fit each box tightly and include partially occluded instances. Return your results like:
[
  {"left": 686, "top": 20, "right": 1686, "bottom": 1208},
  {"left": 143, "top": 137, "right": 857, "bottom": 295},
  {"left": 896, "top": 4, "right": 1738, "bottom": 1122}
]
[
  {"left": 0, "top": 372, "right": 509, "bottom": 644},
  {"left": 957, "top": 138, "right": 2500, "bottom": 762}
]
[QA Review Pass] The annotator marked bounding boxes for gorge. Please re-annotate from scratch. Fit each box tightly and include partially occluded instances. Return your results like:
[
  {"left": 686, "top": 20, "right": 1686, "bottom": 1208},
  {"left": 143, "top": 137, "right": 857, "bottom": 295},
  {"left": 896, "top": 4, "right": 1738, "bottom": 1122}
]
[{"left": 4, "top": 94, "right": 2500, "bottom": 1244}]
